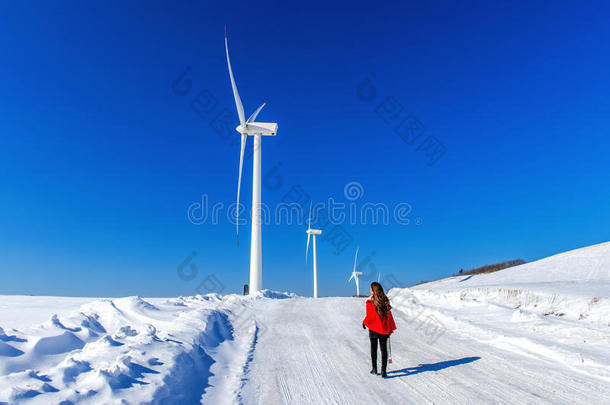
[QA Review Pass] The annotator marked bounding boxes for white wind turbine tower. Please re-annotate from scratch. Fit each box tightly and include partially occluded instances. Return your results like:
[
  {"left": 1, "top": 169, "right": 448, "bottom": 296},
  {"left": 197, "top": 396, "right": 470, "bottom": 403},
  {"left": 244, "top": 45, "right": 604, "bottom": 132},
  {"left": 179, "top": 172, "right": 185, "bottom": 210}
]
[
  {"left": 305, "top": 205, "right": 322, "bottom": 298},
  {"left": 225, "top": 26, "right": 278, "bottom": 293},
  {"left": 349, "top": 246, "right": 363, "bottom": 296}
]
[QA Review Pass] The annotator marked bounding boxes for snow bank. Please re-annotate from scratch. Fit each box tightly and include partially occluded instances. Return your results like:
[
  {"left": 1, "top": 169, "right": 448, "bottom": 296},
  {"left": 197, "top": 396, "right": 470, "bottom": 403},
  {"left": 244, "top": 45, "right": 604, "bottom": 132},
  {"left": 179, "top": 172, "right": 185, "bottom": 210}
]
[
  {"left": 389, "top": 241, "right": 610, "bottom": 382},
  {"left": 410, "top": 241, "right": 610, "bottom": 325},
  {"left": 0, "top": 291, "right": 295, "bottom": 404}
]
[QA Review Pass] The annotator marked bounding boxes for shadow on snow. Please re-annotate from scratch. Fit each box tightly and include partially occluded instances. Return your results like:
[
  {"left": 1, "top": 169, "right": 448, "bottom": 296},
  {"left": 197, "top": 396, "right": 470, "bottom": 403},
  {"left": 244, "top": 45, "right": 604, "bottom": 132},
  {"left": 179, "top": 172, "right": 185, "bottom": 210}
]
[{"left": 386, "top": 356, "right": 481, "bottom": 378}]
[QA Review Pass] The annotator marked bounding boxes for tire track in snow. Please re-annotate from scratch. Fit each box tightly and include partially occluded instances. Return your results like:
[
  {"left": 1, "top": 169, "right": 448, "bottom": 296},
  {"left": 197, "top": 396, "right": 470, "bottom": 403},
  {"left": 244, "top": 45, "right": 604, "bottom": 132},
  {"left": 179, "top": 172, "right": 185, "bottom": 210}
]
[{"left": 236, "top": 321, "right": 262, "bottom": 405}]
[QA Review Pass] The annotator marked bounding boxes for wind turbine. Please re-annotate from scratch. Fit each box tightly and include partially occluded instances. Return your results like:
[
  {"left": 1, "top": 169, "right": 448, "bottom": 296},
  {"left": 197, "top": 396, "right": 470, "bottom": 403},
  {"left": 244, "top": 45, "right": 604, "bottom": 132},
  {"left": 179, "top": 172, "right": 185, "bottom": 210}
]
[
  {"left": 225, "top": 26, "right": 278, "bottom": 293},
  {"left": 349, "top": 246, "right": 363, "bottom": 296},
  {"left": 305, "top": 204, "right": 322, "bottom": 298}
]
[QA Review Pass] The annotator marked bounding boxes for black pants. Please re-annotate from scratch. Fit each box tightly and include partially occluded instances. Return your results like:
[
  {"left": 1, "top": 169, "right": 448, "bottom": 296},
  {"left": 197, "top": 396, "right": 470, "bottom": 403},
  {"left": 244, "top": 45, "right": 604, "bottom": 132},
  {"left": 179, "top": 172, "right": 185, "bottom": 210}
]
[{"left": 369, "top": 330, "right": 390, "bottom": 372}]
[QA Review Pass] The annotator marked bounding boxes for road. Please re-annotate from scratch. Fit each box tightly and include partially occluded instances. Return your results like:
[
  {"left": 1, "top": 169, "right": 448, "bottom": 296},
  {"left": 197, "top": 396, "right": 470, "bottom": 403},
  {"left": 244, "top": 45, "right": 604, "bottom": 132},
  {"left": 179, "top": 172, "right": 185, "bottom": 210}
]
[{"left": 207, "top": 297, "right": 610, "bottom": 404}]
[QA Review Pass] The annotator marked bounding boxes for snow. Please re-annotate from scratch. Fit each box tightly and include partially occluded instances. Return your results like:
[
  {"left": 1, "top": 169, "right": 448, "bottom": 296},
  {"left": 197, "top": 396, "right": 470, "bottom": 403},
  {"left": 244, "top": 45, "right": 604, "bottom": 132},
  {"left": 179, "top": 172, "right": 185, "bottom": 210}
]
[
  {"left": 400, "top": 241, "right": 610, "bottom": 390},
  {"left": 0, "top": 292, "right": 290, "bottom": 404},
  {"left": 0, "top": 296, "right": 95, "bottom": 329},
  {"left": 0, "top": 242, "right": 609, "bottom": 404}
]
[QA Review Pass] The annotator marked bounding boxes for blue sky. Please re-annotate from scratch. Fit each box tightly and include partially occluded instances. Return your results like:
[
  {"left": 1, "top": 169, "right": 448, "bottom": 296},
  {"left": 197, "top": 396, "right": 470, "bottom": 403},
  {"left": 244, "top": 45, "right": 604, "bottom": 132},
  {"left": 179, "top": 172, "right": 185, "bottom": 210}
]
[{"left": 1, "top": 1, "right": 609, "bottom": 297}]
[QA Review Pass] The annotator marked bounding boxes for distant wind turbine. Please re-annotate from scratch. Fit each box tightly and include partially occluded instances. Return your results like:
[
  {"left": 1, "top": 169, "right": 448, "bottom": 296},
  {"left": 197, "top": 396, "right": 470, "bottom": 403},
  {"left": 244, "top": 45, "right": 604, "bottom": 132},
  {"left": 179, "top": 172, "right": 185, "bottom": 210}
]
[
  {"left": 225, "top": 26, "right": 278, "bottom": 293},
  {"left": 305, "top": 204, "right": 322, "bottom": 298},
  {"left": 349, "top": 247, "right": 363, "bottom": 296}
]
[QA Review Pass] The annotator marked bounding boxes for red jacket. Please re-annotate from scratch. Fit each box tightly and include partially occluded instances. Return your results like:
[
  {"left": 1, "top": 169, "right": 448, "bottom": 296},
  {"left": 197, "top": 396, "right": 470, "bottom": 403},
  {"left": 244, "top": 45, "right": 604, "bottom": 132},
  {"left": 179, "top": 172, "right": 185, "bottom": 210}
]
[{"left": 363, "top": 299, "right": 397, "bottom": 335}]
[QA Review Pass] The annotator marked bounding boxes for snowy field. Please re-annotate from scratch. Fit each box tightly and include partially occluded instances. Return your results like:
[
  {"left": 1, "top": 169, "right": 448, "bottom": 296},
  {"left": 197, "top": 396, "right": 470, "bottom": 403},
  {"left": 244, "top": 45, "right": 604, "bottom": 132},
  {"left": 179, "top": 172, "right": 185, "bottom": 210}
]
[{"left": 1, "top": 242, "right": 609, "bottom": 404}]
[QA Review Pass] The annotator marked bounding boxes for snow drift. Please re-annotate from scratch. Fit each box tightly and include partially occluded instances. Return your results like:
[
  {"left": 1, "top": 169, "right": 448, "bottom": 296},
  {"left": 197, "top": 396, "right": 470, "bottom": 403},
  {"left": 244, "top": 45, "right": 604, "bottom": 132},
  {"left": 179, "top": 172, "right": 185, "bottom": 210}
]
[
  {"left": 0, "top": 290, "right": 294, "bottom": 404},
  {"left": 389, "top": 241, "right": 610, "bottom": 383}
]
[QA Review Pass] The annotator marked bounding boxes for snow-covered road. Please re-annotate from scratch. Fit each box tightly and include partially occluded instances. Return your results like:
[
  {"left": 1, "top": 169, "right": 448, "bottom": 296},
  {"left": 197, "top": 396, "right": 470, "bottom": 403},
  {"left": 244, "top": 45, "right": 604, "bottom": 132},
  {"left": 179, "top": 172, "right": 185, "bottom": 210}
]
[{"left": 203, "top": 296, "right": 610, "bottom": 404}]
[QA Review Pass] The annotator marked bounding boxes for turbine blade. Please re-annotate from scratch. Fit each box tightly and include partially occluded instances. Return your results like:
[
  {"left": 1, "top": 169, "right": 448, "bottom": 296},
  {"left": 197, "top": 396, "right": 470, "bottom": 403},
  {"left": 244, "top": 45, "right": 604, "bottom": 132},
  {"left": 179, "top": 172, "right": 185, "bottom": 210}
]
[
  {"left": 236, "top": 133, "right": 247, "bottom": 244},
  {"left": 306, "top": 233, "right": 311, "bottom": 263},
  {"left": 353, "top": 246, "right": 359, "bottom": 273},
  {"left": 247, "top": 101, "right": 267, "bottom": 123},
  {"left": 308, "top": 202, "right": 312, "bottom": 230},
  {"left": 225, "top": 26, "right": 245, "bottom": 125}
]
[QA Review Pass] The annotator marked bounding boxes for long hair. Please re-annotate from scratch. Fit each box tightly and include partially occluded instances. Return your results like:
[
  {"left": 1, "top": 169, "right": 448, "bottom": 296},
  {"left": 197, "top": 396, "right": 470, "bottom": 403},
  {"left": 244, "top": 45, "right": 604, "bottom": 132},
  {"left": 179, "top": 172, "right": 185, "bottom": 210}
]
[{"left": 370, "top": 282, "right": 391, "bottom": 319}]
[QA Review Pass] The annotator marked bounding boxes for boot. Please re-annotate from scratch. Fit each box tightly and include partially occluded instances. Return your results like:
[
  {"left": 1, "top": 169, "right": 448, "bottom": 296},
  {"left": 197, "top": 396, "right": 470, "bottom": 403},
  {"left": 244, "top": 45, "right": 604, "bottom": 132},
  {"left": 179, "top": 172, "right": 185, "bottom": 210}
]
[
  {"left": 370, "top": 367, "right": 378, "bottom": 375},
  {"left": 381, "top": 371, "right": 388, "bottom": 378}
]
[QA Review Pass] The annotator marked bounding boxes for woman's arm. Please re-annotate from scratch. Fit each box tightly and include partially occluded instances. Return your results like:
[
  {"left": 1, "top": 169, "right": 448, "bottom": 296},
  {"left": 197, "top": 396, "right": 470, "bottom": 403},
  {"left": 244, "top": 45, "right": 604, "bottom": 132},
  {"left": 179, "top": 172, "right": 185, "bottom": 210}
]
[
  {"left": 363, "top": 300, "right": 375, "bottom": 327},
  {"left": 388, "top": 309, "right": 397, "bottom": 333}
]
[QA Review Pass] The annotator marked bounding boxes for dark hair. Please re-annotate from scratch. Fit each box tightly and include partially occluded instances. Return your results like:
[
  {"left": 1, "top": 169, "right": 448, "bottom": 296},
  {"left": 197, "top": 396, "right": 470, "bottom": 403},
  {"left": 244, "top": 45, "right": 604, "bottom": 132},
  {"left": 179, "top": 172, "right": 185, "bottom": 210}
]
[{"left": 370, "top": 282, "right": 391, "bottom": 319}]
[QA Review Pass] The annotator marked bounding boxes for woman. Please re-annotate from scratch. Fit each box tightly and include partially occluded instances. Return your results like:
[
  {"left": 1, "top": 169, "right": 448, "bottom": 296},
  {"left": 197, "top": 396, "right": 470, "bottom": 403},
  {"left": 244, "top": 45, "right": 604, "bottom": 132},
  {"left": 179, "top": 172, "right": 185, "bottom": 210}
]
[{"left": 362, "top": 282, "right": 396, "bottom": 378}]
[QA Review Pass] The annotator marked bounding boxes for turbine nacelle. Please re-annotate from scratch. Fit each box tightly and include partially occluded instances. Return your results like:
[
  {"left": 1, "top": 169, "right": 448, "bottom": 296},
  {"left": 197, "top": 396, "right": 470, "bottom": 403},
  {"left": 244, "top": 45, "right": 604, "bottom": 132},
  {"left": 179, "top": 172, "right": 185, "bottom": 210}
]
[
  {"left": 236, "top": 122, "right": 278, "bottom": 136},
  {"left": 306, "top": 229, "right": 322, "bottom": 235}
]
